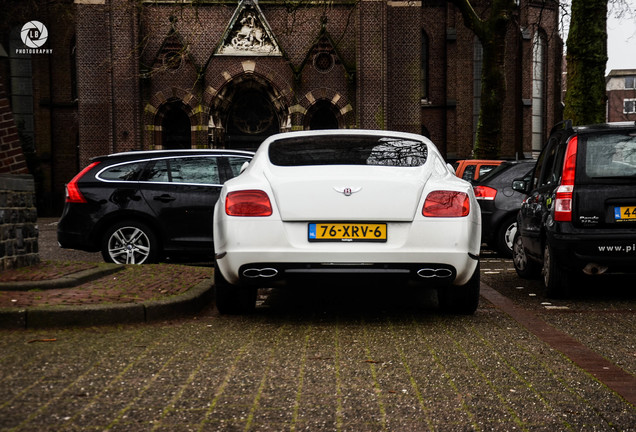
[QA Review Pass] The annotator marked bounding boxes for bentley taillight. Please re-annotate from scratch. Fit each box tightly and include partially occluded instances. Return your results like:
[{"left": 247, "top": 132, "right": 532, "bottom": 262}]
[
  {"left": 554, "top": 136, "right": 578, "bottom": 222},
  {"left": 423, "top": 191, "right": 470, "bottom": 217},
  {"left": 225, "top": 190, "right": 273, "bottom": 216},
  {"left": 65, "top": 162, "right": 100, "bottom": 203}
]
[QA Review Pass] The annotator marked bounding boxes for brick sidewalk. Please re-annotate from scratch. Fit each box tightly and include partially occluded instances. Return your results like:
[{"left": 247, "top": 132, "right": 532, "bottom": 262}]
[
  {"left": 0, "top": 262, "right": 213, "bottom": 308},
  {"left": 0, "top": 261, "right": 98, "bottom": 282}
]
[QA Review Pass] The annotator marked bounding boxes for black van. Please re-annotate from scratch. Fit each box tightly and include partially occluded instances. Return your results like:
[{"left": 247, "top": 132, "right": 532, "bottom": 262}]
[{"left": 511, "top": 121, "right": 636, "bottom": 297}]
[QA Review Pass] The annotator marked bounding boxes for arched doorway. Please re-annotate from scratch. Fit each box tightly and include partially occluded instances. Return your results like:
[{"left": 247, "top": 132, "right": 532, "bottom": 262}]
[
  {"left": 306, "top": 100, "right": 339, "bottom": 130},
  {"left": 225, "top": 85, "right": 279, "bottom": 151},
  {"left": 161, "top": 102, "right": 191, "bottom": 149}
]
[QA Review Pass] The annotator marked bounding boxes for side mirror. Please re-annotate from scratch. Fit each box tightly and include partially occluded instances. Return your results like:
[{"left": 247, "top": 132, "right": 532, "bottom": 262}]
[{"left": 512, "top": 179, "right": 529, "bottom": 194}]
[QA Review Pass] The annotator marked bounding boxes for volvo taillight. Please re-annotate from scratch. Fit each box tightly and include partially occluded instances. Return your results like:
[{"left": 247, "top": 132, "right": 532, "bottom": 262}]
[
  {"left": 423, "top": 191, "right": 470, "bottom": 217},
  {"left": 65, "top": 162, "right": 100, "bottom": 203},
  {"left": 225, "top": 190, "right": 272, "bottom": 216},
  {"left": 473, "top": 185, "right": 497, "bottom": 201},
  {"left": 554, "top": 136, "right": 578, "bottom": 222}
]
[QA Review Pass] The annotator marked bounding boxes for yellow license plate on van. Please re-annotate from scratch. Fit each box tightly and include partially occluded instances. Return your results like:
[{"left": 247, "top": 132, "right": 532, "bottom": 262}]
[
  {"left": 615, "top": 206, "right": 636, "bottom": 221},
  {"left": 308, "top": 223, "right": 387, "bottom": 242}
]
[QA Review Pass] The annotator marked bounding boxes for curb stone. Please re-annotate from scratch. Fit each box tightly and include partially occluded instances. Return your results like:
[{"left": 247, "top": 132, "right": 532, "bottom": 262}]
[
  {"left": 0, "top": 265, "right": 124, "bottom": 291},
  {"left": 0, "top": 279, "right": 215, "bottom": 329}
]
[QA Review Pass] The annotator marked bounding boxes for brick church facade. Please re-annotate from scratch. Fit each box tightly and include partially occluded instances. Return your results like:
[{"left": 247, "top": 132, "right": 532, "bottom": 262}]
[{"left": 4, "top": 0, "right": 563, "bottom": 214}]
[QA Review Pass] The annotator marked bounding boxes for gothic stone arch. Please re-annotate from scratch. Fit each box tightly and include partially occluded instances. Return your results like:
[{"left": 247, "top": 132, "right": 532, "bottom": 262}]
[
  {"left": 294, "top": 88, "right": 355, "bottom": 131},
  {"left": 144, "top": 89, "right": 206, "bottom": 149},
  {"left": 205, "top": 63, "right": 292, "bottom": 150}
]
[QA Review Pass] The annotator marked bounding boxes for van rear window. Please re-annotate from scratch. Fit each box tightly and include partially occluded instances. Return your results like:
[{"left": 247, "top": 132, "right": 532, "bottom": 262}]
[
  {"left": 269, "top": 136, "right": 428, "bottom": 167},
  {"left": 584, "top": 133, "right": 636, "bottom": 178}
]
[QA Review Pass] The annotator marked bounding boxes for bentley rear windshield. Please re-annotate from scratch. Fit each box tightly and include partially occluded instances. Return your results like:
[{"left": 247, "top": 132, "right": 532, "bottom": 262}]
[{"left": 269, "top": 136, "right": 428, "bottom": 167}]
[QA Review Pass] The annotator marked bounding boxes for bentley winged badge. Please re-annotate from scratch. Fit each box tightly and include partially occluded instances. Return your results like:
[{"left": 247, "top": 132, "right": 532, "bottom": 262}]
[{"left": 333, "top": 186, "right": 362, "bottom": 197}]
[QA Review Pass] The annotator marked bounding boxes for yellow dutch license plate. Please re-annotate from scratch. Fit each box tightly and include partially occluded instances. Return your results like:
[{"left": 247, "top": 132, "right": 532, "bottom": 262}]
[
  {"left": 308, "top": 223, "right": 387, "bottom": 242},
  {"left": 615, "top": 206, "right": 636, "bottom": 221}
]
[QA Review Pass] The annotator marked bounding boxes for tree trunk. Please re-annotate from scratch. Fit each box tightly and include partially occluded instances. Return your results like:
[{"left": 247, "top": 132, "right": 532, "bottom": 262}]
[
  {"left": 449, "top": 0, "right": 516, "bottom": 159},
  {"left": 564, "top": 0, "right": 608, "bottom": 125},
  {"left": 474, "top": 30, "right": 507, "bottom": 159}
]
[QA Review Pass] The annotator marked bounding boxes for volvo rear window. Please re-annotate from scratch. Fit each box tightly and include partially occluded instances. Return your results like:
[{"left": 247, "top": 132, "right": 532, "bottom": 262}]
[
  {"left": 269, "top": 136, "right": 428, "bottom": 167},
  {"left": 144, "top": 157, "right": 221, "bottom": 185},
  {"left": 583, "top": 132, "right": 636, "bottom": 178},
  {"left": 227, "top": 156, "right": 252, "bottom": 177},
  {"left": 97, "top": 161, "right": 145, "bottom": 181}
]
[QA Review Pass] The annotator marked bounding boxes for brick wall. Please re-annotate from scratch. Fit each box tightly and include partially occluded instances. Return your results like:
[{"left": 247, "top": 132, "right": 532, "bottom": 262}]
[
  {"left": 606, "top": 72, "right": 636, "bottom": 122},
  {"left": 76, "top": 1, "right": 115, "bottom": 168},
  {"left": 0, "top": 79, "right": 38, "bottom": 269},
  {"left": 0, "top": 174, "right": 39, "bottom": 270},
  {"left": 357, "top": 0, "right": 387, "bottom": 129},
  {"left": 607, "top": 89, "right": 636, "bottom": 122},
  {"left": 0, "top": 81, "right": 29, "bottom": 175},
  {"left": 1, "top": 1, "right": 78, "bottom": 216},
  {"left": 74, "top": 0, "right": 562, "bottom": 164},
  {"left": 3, "top": 0, "right": 563, "bottom": 214},
  {"left": 387, "top": 2, "right": 421, "bottom": 134}
]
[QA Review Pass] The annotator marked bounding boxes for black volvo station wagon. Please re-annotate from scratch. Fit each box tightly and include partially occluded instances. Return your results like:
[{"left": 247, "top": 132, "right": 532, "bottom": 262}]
[{"left": 58, "top": 149, "right": 253, "bottom": 264}]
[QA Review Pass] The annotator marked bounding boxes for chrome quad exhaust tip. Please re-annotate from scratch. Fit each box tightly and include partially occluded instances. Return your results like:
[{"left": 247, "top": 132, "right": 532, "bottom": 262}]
[
  {"left": 416, "top": 268, "right": 454, "bottom": 279},
  {"left": 242, "top": 268, "right": 279, "bottom": 278}
]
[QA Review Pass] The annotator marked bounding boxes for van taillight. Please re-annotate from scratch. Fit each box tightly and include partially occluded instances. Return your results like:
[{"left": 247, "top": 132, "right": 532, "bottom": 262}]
[
  {"left": 65, "top": 162, "right": 100, "bottom": 204},
  {"left": 554, "top": 136, "right": 578, "bottom": 222},
  {"left": 225, "top": 190, "right": 272, "bottom": 216}
]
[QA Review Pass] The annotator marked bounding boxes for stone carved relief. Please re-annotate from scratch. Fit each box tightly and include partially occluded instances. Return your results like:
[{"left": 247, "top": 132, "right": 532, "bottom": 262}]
[{"left": 217, "top": 5, "right": 281, "bottom": 56}]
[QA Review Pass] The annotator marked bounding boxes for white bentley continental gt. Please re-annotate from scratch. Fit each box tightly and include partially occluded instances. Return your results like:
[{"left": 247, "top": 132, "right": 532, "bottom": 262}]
[{"left": 213, "top": 130, "right": 481, "bottom": 314}]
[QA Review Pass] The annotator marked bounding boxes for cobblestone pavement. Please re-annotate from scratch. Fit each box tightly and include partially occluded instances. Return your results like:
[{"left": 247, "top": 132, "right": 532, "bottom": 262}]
[
  {"left": 36, "top": 218, "right": 102, "bottom": 263},
  {"left": 0, "top": 220, "right": 633, "bottom": 431},
  {"left": 1, "top": 270, "right": 635, "bottom": 431}
]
